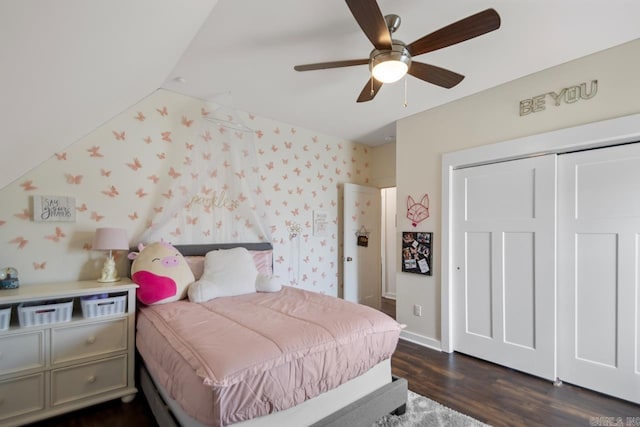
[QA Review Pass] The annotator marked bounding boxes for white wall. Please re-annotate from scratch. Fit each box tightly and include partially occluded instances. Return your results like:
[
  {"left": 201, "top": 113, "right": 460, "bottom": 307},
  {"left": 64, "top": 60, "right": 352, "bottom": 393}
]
[
  {"left": 0, "top": 90, "right": 373, "bottom": 296},
  {"left": 396, "top": 38, "right": 640, "bottom": 348}
]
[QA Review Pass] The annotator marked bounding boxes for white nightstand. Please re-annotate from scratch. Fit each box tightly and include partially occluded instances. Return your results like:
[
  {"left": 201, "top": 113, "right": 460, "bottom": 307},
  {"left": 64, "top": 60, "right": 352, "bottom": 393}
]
[{"left": 0, "top": 280, "right": 138, "bottom": 427}]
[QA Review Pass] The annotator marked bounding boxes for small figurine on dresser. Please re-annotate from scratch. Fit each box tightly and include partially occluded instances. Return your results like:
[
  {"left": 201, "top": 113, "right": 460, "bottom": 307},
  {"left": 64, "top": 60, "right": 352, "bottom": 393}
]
[{"left": 0, "top": 267, "right": 19, "bottom": 289}]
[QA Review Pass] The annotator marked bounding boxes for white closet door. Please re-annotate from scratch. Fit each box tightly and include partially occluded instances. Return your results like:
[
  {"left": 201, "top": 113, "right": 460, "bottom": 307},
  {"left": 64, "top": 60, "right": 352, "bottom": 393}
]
[
  {"left": 558, "top": 144, "right": 640, "bottom": 403},
  {"left": 453, "top": 155, "right": 557, "bottom": 380}
]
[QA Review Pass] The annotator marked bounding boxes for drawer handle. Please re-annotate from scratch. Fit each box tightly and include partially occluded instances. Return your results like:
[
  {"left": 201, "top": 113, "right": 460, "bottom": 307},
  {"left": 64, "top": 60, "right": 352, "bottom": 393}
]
[
  {"left": 87, "top": 375, "right": 97, "bottom": 384},
  {"left": 86, "top": 336, "right": 96, "bottom": 344}
]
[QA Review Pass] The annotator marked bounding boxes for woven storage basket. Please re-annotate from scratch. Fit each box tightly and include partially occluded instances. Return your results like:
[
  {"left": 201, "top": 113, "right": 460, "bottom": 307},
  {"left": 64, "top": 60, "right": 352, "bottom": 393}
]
[
  {"left": 81, "top": 294, "right": 126, "bottom": 318},
  {"left": 0, "top": 305, "right": 10, "bottom": 330},
  {"left": 18, "top": 299, "right": 73, "bottom": 327}
]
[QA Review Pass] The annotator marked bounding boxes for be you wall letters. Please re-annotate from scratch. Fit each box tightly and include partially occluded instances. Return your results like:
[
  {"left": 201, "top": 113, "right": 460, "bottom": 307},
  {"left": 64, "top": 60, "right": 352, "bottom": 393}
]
[{"left": 519, "top": 79, "right": 598, "bottom": 116}]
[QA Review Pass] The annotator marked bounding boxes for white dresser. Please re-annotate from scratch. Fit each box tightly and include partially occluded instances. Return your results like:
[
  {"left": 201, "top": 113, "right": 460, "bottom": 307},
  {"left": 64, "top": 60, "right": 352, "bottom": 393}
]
[{"left": 0, "top": 280, "right": 138, "bottom": 426}]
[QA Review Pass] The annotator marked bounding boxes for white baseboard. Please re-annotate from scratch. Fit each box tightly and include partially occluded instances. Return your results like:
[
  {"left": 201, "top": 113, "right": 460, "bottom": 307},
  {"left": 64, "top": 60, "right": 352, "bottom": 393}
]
[{"left": 399, "top": 330, "right": 442, "bottom": 351}]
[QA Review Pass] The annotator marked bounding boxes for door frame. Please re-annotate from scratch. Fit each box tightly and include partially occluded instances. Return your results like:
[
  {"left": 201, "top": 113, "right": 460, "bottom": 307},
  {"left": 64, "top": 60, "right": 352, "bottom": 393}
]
[
  {"left": 380, "top": 187, "right": 397, "bottom": 299},
  {"left": 441, "top": 113, "right": 640, "bottom": 353}
]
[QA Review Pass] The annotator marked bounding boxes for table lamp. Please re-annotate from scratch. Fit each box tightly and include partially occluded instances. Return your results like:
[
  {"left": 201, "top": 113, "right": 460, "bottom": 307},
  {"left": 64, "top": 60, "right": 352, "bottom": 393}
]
[{"left": 93, "top": 227, "right": 129, "bottom": 282}]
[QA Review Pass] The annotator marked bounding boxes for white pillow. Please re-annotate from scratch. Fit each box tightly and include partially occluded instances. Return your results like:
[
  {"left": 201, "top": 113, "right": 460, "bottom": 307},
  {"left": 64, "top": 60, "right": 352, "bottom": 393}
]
[
  {"left": 188, "top": 247, "right": 258, "bottom": 303},
  {"left": 255, "top": 274, "right": 282, "bottom": 293}
]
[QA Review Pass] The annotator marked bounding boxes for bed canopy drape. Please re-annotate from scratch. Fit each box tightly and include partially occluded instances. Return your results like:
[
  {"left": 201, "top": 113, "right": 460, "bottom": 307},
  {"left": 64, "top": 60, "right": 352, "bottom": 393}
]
[{"left": 135, "top": 103, "right": 271, "bottom": 245}]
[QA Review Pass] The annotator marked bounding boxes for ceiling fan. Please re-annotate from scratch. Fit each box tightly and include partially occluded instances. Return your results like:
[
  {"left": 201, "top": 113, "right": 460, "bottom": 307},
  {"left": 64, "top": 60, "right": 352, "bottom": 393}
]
[{"left": 293, "top": 0, "right": 501, "bottom": 102}]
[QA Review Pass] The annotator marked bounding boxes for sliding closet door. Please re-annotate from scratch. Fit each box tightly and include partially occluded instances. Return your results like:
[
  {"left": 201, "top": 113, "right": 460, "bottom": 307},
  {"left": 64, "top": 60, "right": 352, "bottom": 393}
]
[
  {"left": 453, "top": 155, "right": 556, "bottom": 380},
  {"left": 558, "top": 143, "right": 640, "bottom": 404}
]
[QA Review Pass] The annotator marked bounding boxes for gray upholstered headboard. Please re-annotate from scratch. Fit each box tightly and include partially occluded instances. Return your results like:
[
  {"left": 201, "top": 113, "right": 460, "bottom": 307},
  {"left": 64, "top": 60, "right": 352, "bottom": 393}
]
[
  {"left": 128, "top": 242, "right": 273, "bottom": 276},
  {"left": 171, "top": 242, "right": 273, "bottom": 256}
]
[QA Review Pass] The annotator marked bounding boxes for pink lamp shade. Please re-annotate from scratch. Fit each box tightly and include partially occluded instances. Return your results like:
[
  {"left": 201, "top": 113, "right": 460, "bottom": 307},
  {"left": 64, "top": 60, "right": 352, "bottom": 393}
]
[
  {"left": 93, "top": 227, "right": 129, "bottom": 251},
  {"left": 93, "top": 228, "right": 129, "bottom": 282}
]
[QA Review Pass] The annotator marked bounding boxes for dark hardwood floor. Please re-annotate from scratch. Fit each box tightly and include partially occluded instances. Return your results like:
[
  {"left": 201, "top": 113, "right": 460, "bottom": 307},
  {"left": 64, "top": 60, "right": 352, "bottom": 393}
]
[
  {"left": 29, "top": 297, "right": 639, "bottom": 427},
  {"left": 381, "top": 297, "right": 639, "bottom": 427},
  {"left": 392, "top": 339, "right": 639, "bottom": 426},
  {"left": 380, "top": 296, "right": 396, "bottom": 319}
]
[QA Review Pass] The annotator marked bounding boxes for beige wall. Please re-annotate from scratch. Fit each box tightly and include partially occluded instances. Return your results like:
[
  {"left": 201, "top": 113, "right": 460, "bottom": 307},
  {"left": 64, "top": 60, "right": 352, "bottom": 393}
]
[
  {"left": 371, "top": 142, "right": 396, "bottom": 188},
  {"left": 396, "top": 38, "right": 640, "bottom": 348}
]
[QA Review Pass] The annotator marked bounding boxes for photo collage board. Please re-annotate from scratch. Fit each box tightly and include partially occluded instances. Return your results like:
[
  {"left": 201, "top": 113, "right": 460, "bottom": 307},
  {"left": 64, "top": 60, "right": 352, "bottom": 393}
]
[{"left": 401, "top": 232, "right": 433, "bottom": 276}]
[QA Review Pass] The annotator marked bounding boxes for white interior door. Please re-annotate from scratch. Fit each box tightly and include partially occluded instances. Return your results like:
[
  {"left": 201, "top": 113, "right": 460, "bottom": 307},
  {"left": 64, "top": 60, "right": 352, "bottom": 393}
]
[
  {"left": 343, "top": 183, "right": 381, "bottom": 309},
  {"left": 558, "top": 143, "right": 640, "bottom": 403},
  {"left": 453, "top": 155, "right": 557, "bottom": 380}
]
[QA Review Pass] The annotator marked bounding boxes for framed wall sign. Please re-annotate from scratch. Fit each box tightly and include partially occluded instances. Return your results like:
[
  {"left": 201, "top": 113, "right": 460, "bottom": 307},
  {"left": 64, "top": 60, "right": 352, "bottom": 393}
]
[
  {"left": 356, "top": 226, "right": 370, "bottom": 247},
  {"left": 33, "top": 195, "right": 76, "bottom": 222},
  {"left": 401, "top": 231, "right": 432, "bottom": 275},
  {"left": 313, "top": 210, "right": 329, "bottom": 237}
]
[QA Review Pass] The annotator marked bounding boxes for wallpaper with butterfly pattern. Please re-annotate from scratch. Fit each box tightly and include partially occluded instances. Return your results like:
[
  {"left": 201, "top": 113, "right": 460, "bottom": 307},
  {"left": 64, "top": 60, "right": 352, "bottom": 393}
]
[{"left": 0, "top": 89, "right": 372, "bottom": 295}]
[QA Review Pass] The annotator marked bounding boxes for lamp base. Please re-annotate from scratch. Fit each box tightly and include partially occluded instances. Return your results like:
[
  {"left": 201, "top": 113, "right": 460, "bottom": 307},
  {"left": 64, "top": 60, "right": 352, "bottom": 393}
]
[{"left": 98, "top": 256, "right": 119, "bottom": 283}]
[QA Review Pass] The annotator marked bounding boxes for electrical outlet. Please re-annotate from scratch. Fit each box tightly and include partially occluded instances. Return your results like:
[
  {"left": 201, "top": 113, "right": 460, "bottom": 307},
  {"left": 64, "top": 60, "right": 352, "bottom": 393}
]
[{"left": 413, "top": 304, "right": 422, "bottom": 317}]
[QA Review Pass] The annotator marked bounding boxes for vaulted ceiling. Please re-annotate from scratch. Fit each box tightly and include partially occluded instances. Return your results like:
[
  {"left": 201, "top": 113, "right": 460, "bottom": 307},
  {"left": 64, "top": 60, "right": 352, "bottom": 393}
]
[
  {"left": 3, "top": 0, "right": 640, "bottom": 190},
  {"left": 0, "top": 0, "right": 220, "bottom": 190}
]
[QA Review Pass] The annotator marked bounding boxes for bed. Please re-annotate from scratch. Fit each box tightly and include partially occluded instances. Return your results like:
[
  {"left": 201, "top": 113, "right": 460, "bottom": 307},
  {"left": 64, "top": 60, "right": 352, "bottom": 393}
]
[{"left": 134, "top": 242, "right": 407, "bottom": 427}]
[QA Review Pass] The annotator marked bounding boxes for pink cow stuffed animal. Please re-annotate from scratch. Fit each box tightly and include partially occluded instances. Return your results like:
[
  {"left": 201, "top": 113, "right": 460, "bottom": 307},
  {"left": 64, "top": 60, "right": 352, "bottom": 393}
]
[{"left": 128, "top": 241, "right": 195, "bottom": 305}]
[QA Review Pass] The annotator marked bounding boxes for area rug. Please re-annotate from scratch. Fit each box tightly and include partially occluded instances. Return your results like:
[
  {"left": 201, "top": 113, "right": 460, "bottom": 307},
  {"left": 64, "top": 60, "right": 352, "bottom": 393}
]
[{"left": 372, "top": 391, "right": 490, "bottom": 427}]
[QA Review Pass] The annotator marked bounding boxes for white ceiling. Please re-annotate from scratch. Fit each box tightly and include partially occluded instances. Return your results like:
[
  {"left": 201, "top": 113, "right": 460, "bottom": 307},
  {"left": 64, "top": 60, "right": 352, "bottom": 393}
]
[
  {"left": 2, "top": 0, "right": 640, "bottom": 190},
  {"left": 164, "top": 0, "right": 640, "bottom": 145},
  {"left": 0, "top": 0, "right": 219, "bottom": 190}
]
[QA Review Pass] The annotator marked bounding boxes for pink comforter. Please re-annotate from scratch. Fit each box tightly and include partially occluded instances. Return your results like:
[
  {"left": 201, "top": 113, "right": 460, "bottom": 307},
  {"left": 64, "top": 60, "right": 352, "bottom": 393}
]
[{"left": 136, "top": 286, "right": 401, "bottom": 426}]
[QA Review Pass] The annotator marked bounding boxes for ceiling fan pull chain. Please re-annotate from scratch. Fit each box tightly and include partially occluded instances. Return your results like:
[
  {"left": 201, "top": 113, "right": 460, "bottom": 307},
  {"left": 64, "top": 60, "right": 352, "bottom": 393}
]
[
  {"left": 404, "top": 75, "right": 408, "bottom": 107},
  {"left": 370, "top": 76, "right": 374, "bottom": 96}
]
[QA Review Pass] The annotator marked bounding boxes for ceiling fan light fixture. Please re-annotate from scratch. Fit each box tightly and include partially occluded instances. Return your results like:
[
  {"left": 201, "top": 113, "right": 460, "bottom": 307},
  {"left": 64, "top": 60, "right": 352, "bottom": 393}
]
[
  {"left": 293, "top": 5, "right": 501, "bottom": 103},
  {"left": 370, "top": 44, "right": 411, "bottom": 83}
]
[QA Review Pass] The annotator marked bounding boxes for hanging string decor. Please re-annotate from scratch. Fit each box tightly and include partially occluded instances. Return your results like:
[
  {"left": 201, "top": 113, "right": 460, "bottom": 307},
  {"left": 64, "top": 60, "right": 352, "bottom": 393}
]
[
  {"left": 286, "top": 221, "right": 301, "bottom": 286},
  {"left": 137, "top": 101, "right": 272, "bottom": 245},
  {"left": 406, "top": 193, "right": 429, "bottom": 227}
]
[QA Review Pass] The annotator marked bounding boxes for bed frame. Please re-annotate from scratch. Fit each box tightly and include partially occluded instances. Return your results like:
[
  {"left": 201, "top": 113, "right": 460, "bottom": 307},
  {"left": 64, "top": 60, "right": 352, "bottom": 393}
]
[{"left": 133, "top": 242, "right": 407, "bottom": 426}]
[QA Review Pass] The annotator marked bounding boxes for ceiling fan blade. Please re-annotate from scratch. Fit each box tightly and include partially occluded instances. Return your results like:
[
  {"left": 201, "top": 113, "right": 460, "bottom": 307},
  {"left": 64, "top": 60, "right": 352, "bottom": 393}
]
[
  {"left": 408, "top": 62, "right": 464, "bottom": 88},
  {"left": 345, "top": 0, "right": 392, "bottom": 50},
  {"left": 294, "top": 59, "right": 369, "bottom": 72},
  {"left": 357, "top": 78, "right": 383, "bottom": 103},
  {"left": 406, "top": 8, "right": 501, "bottom": 57}
]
